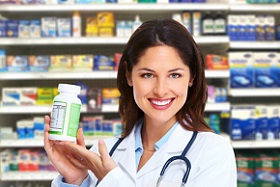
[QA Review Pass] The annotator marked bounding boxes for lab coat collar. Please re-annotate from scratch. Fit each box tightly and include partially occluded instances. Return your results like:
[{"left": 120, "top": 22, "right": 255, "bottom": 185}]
[
  {"left": 115, "top": 125, "right": 138, "bottom": 181},
  {"left": 115, "top": 122, "right": 195, "bottom": 179}
]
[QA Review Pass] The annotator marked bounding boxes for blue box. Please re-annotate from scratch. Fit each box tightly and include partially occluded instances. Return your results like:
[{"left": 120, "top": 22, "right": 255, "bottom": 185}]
[
  {"left": 229, "top": 52, "right": 254, "bottom": 88},
  {"left": 6, "top": 20, "right": 18, "bottom": 37},
  {"left": 0, "top": 20, "right": 6, "bottom": 37},
  {"left": 231, "top": 106, "right": 256, "bottom": 140}
]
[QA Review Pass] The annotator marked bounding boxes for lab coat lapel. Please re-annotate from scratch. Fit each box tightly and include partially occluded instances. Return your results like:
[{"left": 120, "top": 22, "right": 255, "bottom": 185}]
[
  {"left": 137, "top": 124, "right": 192, "bottom": 178},
  {"left": 116, "top": 129, "right": 137, "bottom": 181}
]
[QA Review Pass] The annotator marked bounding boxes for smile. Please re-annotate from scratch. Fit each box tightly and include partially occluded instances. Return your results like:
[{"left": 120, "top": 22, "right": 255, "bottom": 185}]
[
  {"left": 150, "top": 99, "right": 172, "bottom": 106},
  {"left": 149, "top": 98, "right": 174, "bottom": 110}
]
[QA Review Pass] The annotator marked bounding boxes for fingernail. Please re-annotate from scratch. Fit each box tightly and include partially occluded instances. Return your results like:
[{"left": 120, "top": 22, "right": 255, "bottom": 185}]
[{"left": 98, "top": 139, "right": 104, "bottom": 145}]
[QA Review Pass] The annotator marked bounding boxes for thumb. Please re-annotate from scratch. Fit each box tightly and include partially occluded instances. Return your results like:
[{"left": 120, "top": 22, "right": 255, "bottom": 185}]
[{"left": 98, "top": 140, "right": 117, "bottom": 171}]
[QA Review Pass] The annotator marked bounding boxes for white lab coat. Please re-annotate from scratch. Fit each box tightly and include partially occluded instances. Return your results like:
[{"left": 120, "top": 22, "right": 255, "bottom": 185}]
[{"left": 51, "top": 124, "right": 237, "bottom": 187}]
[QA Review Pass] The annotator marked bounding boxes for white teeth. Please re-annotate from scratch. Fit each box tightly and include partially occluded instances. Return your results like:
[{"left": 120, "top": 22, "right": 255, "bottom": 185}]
[{"left": 151, "top": 99, "right": 171, "bottom": 106}]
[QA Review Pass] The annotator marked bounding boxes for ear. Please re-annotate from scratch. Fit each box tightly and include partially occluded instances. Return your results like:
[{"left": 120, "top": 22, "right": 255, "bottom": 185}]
[
  {"left": 126, "top": 74, "right": 133, "bottom": 87},
  {"left": 124, "top": 61, "right": 133, "bottom": 87},
  {"left": 188, "top": 78, "right": 194, "bottom": 87}
]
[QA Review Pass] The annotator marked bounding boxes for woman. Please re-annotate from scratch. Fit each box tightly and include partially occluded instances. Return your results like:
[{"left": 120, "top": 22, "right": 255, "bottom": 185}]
[{"left": 44, "top": 18, "right": 237, "bottom": 187}]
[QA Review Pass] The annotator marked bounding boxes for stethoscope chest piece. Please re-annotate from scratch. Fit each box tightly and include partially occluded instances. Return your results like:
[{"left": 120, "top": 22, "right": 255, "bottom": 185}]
[{"left": 156, "top": 131, "right": 198, "bottom": 187}]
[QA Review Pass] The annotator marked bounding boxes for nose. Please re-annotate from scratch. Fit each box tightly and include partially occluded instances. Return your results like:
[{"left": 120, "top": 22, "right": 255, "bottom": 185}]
[{"left": 153, "top": 77, "right": 168, "bottom": 97}]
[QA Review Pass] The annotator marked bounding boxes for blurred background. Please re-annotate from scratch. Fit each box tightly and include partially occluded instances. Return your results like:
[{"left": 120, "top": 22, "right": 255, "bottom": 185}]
[{"left": 0, "top": 0, "right": 279, "bottom": 186}]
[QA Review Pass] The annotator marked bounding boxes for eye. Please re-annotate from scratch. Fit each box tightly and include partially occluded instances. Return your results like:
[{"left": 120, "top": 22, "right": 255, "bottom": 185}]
[
  {"left": 141, "top": 73, "right": 154, "bottom": 79},
  {"left": 169, "top": 73, "right": 180, "bottom": 79}
]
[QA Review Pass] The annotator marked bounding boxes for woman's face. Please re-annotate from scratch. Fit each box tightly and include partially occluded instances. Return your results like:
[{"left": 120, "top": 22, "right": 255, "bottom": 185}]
[{"left": 128, "top": 46, "right": 193, "bottom": 125}]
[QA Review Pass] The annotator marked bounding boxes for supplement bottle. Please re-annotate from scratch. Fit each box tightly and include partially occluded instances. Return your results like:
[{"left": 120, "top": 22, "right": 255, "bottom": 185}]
[
  {"left": 49, "top": 84, "right": 81, "bottom": 142},
  {"left": 72, "top": 11, "right": 81, "bottom": 37}
]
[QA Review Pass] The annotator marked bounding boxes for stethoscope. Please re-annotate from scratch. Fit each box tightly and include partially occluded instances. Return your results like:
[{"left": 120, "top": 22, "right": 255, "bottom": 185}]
[{"left": 96, "top": 131, "right": 198, "bottom": 187}]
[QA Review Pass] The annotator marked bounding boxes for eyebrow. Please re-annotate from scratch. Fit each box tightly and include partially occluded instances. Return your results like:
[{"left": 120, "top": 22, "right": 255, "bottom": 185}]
[{"left": 137, "top": 68, "right": 186, "bottom": 72}]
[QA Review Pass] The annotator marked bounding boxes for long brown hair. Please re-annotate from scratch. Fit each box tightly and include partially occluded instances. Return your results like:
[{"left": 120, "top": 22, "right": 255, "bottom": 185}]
[{"left": 117, "top": 18, "right": 212, "bottom": 137}]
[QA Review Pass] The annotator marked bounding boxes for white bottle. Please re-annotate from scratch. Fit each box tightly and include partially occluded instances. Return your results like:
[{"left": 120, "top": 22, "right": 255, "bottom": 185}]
[
  {"left": 133, "top": 15, "right": 142, "bottom": 33},
  {"left": 72, "top": 11, "right": 81, "bottom": 37},
  {"left": 49, "top": 84, "right": 81, "bottom": 142}
]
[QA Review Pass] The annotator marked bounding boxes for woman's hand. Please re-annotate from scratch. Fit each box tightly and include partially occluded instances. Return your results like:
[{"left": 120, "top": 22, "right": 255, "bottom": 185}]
[
  {"left": 43, "top": 115, "right": 88, "bottom": 185},
  {"left": 58, "top": 135, "right": 118, "bottom": 181}
]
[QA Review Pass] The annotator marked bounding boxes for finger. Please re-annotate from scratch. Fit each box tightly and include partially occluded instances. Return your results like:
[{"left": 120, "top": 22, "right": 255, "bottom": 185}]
[
  {"left": 98, "top": 140, "right": 115, "bottom": 169},
  {"left": 60, "top": 141, "right": 91, "bottom": 161},
  {"left": 44, "top": 115, "right": 52, "bottom": 152},
  {"left": 65, "top": 153, "right": 87, "bottom": 169},
  {"left": 77, "top": 128, "right": 86, "bottom": 148}
]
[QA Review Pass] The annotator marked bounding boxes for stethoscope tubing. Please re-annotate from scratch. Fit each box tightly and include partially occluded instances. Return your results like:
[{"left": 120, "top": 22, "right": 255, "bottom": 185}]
[
  {"left": 157, "top": 131, "right": 198, "bottom": 186},
  {"left": 96, "top": 131, "right": 198, "bottom": 187}
]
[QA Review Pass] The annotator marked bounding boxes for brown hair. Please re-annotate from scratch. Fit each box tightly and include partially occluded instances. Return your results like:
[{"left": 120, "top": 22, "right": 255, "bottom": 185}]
[{"left": 117, "top": 18, "right": 212, "bottom": 137}]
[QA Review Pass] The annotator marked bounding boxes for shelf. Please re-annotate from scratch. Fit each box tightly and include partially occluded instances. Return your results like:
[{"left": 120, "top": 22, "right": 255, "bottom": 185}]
[
  {"left": 0, "top": 103, "right": 228, "bottom": 114},
  {"left": 0, "top": 71, "right": 118, "bottom": 80},
  {"left": 0, "top": 171, "right": 58, "bottom": 181},
  {"left": 0, "top": 105, "right": 87, "bottom": 114},
  {"left": 0, "top": 70, "right": 228, "bottom": 80},
  {"left": 229, "top": 2, "right": 280, "bottom": 12},
  {"left": 0, "top": 3, "right": 229, "bottom": 12},
  {"left": 231, "top": 140, "right": 280, "bottom": 149},
  {"left": 0, "top": 104, "right": 118, "bottom": 114},
  {"left": 205, "top": 102, "right": 230, "bottom": 111},
  {"left": 0, "top": 36, "right": 229, "bottom": 46},
  {"left": 221, "top": 133, "right": 280, "bottom": 149},
  {"left": 229, "top": 41, "right": 280, "bottom": 49},
  {"left": 0, "top": 136, "right": 110, "bottom": 147},
  {"left": 230, "top": 88, "right": 280, "bottom": 97},
  {"left": 205, "top": 70, "right": 229, "bottom": 78},
  {"left": 0, "top": 37, "right": 128, "bottom": 45},
  {"left": 3, "top": 135, "right": 280, "bottom": 149}
]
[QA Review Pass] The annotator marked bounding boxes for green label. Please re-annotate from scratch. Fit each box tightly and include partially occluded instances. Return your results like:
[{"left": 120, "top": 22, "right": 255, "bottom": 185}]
[{"left": 67, "top": 103, "right": 81, "bottom": 137}]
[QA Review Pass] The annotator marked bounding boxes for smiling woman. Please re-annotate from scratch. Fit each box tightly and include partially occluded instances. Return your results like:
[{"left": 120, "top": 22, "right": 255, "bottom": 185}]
[{"left": 45, "top": 18, "right": 237, "bottom": 187}]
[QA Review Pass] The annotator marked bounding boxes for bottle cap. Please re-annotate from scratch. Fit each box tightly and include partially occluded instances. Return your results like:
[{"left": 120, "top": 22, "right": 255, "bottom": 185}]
[{"left": 58, "top": 84, "right": 81, "bottom": 94}]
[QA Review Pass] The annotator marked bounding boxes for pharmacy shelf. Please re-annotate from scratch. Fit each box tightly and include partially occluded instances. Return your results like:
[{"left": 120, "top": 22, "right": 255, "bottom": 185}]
[
  {"left": 0, "top": 70, "right": 228, "bottom": 80},
  {"left": 230, "top": 88, "right": 280, "bottom": 97},
  {"left": 0, "top": 36, "right": 229, "bottom": 46},
  {"left": 205, "top": 70, "right": 229, "bottom": 78},
  {"left": 0, "top": 103, "right": 228, "bottom": 114},
  {"left": 229, "top": 2, "right": 280, "bottom": 12},
  {"left": 0, "top": 71, "right": 118, "bottom": 80},
  {"left": 0, "top": 104, "right": 119, "bottom": 114},
  {"left": 229, "top": 41, "right": 280, "bottom": 49},
  {"left": 222, "top": 133, "right": 280, "bottom": 149},
  {"left": 0, "top": 136, "right": 110, "bottom": 147},
  {"left": 0, "top": 3, "right": 229, "bottom": 12},
  {"left": 205, "top": 102, "right": 230, "bottom": 111},
  {"left": 231, "top": 140, "right": 280, "bottom": 149},
  {"left": 3, "top": 135, "right": 280, "bottom": 149},
  {"left": 0, "top": 171, "right": 58, "bottom": 181}
]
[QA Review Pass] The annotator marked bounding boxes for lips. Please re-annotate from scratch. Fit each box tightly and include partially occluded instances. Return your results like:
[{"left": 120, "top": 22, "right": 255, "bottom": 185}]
[{"left": 149, "top": 98, "right": 174, "bottom": 110}]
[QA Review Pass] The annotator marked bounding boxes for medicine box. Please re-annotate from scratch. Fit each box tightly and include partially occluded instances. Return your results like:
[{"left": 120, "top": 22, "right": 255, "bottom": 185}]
[
  {"left": 29, "top": 20, "right": 41, "bottom": 38},
  {"left": 41, "top": 17, "right": 56, "bottom": 37},
  {"left": 50, "top": 55, "right": 72, "bottom": 71},
  {"left": 57, "top": 18, "right": 71, "bottom": 37},
  {"left": 254, "top": 105, "right": 268, "bottom": 140},
  {"left": 18, "top": 20, "right": 30, "bottom": 38},
  {"left": 229, "top": 52, "right": 254, "bottom": 88},
  {"left": 6, "top": 20, "right": 18, "bottom": 37},
  {"left": 94, "top": 55, "right": 115, "bottom": 70},
  {"left": 6, "top": 56, "right": 29, "bottom": 72},
  {"left": 253, "top": 52, "right": 278, "bottom": 88},
  {"left": 0, "top": 20, "right": 6, "bottom": 37},
  {"left": 267, "top": 106, "right": 279, "bottom": 140},
  {"left": 2, "top": 87, "right": 21, "bottom": 106},
  {"left": 230, "top": 106, "right": 256, "bottom": 140},
  {"left": 29, "top": 55, "right": 50, "bottom": 72},
  {"left": 20, "top": 87, "right": 37, "bottom": 106},
  {"left": 72, "top": 55, "right": 93, "bottom": 71},
  {"left": 36, "top": 87, "right": 55, "bottom": 105}
]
